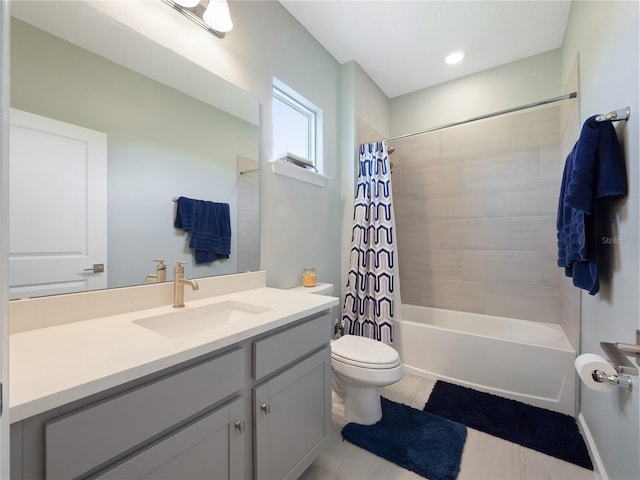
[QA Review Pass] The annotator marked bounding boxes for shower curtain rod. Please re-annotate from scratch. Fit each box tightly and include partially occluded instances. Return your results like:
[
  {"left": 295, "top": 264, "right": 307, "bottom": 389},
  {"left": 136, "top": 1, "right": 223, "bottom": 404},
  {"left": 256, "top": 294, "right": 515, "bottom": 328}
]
[{"left": 384, "top": 92, "right": 578, "bottom": 143}]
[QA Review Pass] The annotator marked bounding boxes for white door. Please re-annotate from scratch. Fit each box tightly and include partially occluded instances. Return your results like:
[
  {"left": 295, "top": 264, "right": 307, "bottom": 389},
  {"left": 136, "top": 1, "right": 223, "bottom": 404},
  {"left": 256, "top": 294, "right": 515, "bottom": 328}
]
[{"left": 9, "top": 109, "right": 107, "bottom": 299}]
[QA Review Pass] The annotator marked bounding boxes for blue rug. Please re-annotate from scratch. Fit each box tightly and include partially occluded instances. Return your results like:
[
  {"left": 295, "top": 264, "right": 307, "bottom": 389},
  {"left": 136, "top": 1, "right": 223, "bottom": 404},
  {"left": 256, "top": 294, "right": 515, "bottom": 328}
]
[
  {"left": 342, "top": 397, "right": 467, "bottom": 480},
  {"left": 424, "top": 381, "right": 593, "bottom": 470}
]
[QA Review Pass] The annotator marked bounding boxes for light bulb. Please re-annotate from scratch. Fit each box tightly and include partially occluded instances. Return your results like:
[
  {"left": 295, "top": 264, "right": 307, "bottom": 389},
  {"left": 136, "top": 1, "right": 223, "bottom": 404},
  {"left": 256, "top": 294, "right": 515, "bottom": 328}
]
[
  {"left": 445, "top": 51, "right": 465, "bottom": 65},
  {"left": 203, "top": 0, "right": 233, "bottom": 32},
  {"left": 174, "top": 0, "right": 200, "bottom": 7}
]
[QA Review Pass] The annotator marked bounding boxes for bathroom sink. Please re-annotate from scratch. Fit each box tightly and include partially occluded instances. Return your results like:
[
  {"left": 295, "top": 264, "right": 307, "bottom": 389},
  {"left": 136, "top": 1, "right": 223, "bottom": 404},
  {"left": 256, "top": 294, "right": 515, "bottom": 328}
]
[{"left": 133, "top": 300, "right": 271, "bottom": 338}]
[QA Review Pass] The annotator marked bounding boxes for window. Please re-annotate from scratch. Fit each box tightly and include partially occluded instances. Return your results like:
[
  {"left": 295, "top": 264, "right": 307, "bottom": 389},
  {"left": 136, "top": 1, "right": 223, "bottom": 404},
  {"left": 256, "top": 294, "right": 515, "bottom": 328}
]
[{"left": 272, "top": 78, "right": 323, "bottom": 172}]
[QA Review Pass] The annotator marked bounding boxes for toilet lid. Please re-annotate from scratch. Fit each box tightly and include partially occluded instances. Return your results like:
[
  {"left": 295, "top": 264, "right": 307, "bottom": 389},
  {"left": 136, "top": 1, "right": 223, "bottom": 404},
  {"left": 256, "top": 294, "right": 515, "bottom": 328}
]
[{"left": 331, "top": 335, "right": 400, "bottom": 368}]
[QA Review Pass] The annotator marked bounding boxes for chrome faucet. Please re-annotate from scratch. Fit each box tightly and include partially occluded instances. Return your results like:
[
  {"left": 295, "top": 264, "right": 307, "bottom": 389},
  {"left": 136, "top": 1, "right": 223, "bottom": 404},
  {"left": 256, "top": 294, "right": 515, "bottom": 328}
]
[
  {"left": 173, "top": 261, "right": 199, "bottom": 308},
  {"left": 145, "top": 259, "right": 167, "bottom": 283}
]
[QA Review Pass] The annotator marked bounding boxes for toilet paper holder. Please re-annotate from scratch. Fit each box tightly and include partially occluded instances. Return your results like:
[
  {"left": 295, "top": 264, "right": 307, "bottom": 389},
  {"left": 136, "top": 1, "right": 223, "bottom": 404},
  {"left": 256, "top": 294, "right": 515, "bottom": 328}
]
[
  {"left": 591, "top": 369, "right": 633, "bottom": 391},
  {"left": 600, "top": 329, "right": 640, "bottom": 375},
  {"left": 595, "top": 330, "right": 640, "bottom": 391}
]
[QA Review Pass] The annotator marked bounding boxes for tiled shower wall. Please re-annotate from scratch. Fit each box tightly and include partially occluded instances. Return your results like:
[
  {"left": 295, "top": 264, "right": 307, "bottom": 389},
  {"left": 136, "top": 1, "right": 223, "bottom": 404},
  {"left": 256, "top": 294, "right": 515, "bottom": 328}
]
[
  {"left": 390, "top": 106, "right": 566, "bottom": 323},
  {"left": 557, "top": 64, "right": 581, "bottom": 350}
]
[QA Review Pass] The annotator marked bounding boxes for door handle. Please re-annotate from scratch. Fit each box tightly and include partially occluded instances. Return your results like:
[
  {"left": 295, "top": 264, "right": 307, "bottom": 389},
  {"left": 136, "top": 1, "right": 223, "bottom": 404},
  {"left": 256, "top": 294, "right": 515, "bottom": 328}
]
[
  {"left": 83, "top": 263, "right": 105, "bottom": 274},
  {"left": 260, "top": 403, "right": 270, "bottom": 414},
  {"left": 234, "top": 420, "right": 245, "bottom": 433}
]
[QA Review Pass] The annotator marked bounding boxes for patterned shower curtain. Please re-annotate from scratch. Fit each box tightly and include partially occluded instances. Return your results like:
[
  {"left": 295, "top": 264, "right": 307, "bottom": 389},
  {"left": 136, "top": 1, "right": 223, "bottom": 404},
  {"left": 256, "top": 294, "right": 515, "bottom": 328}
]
[{"left": 342, "top": 141, "right": 396, "bottom": 345}]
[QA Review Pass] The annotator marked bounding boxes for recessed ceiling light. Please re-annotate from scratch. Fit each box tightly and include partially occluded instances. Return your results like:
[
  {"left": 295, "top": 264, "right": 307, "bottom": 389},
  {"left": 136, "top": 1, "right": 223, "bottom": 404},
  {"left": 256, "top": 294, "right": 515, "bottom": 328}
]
[{"left": 445, "top": 51, "right": 465, "bottom": 65}]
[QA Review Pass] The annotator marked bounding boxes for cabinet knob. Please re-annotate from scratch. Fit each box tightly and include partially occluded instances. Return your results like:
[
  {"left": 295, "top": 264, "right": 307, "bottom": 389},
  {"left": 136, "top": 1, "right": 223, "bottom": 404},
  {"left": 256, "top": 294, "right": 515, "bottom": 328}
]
[
  {"left": 260, "top": 402, "right": 270, "bottom": 414},
  {"left": 234, "top": 420, "right": 245, "bottom": 433}
]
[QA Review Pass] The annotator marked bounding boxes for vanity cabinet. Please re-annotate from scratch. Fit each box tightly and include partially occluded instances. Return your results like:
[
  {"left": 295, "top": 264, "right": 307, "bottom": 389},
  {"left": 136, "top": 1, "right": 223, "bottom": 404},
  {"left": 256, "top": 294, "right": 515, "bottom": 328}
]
[
  {"left": 93, "top": 398, "right": 245, "bottom": 479},
  {"left": 252, "top": 312, "right": 332, "bottom": 480},
  {"left": 254, "top": 347, "right": 331, "bottom": 480},
  {"left": 10, "top": 310, "right": 332, "bottom": 480},
  {"left": 11, "top": 346, "right": 249, "bottom": 480}
]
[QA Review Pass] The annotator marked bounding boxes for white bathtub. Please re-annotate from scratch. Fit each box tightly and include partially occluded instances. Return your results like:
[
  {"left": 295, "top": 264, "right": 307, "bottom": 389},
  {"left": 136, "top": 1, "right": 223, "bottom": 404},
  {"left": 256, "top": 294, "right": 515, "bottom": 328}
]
[{"left": 395, "top": 304, "right": 576, "bottom": 415}]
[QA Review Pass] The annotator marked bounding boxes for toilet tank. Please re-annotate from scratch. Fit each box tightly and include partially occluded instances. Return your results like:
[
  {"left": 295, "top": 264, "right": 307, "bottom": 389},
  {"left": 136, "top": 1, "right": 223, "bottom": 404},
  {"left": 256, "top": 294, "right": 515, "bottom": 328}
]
[
  {"left": 289, "top": 283, "right": 339, "bottom": 336},
  {"left": 289, "top": 283, "right": 334, "bottom": 296}
]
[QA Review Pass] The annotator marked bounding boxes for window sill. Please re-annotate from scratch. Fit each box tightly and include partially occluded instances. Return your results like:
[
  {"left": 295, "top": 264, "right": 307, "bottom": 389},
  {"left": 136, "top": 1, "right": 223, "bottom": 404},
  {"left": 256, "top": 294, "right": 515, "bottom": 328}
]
[{"left": 269, "top": 159, "right": 330, "bottom": 187}]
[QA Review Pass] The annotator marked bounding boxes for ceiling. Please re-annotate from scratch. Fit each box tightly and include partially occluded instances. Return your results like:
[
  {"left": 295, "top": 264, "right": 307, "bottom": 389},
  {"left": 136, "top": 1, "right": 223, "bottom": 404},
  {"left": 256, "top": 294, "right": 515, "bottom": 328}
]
[{"left": 279, "top": 1, "right": 572, "bottom": 99}]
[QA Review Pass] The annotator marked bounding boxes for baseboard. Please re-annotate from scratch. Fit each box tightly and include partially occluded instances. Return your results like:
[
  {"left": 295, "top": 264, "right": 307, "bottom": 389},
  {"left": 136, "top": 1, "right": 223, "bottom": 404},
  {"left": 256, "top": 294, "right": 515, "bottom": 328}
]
[
  {"left": 401, "top": 364, "right": 437, "bottom": 380},
  {"left": 577, "top": 412, "right": 607, "bottom": 480}
]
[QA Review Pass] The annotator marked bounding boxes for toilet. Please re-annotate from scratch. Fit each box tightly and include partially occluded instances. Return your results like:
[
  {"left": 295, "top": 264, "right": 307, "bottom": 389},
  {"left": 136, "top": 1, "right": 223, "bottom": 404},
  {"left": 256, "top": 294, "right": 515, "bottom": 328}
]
[
  {"left": 331, "top": 334, "right": 403, "bottom": 425},
  {"left": 290, "top": 282, "right": 404, "bottom": 425}
]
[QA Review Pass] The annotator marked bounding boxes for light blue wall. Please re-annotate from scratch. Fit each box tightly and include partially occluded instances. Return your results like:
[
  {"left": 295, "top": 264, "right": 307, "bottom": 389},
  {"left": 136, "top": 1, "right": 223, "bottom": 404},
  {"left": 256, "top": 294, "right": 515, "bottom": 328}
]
[
  {"left": 215, "top": 1, "right": 393, "bottom": 296},
  {"left": 212, "top": 2, "right": 343, "bottom": 291},
  {"left": 390, "top": 49, "right": 562, "bottom": 136},
  {"left": 353, "top": 62, "right": 390, "bottom": 140},
  {"left": 339, "top": 61, "right": 391, "bottom": 302},
  {"left": 561, "top": 2, "right": 639, "bottom": 479}
]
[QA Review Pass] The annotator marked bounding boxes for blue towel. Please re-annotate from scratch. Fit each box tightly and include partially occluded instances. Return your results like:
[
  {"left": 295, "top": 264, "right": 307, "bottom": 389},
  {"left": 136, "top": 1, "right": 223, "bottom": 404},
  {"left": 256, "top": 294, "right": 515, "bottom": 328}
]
[
  {"left": 175, "top": 197, "right": 231, "bottom": 264},
  {"left": 557, "top": 116, "right": 627, "bottom": 295},
  {"left": 174, "top": 196, "right": 195, "bottom": 231}
]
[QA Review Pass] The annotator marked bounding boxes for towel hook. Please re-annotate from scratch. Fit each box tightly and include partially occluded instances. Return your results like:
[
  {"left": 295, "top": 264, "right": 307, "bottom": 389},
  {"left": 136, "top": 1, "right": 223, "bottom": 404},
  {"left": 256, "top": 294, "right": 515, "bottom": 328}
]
[{"left": 595, "top": 106, "right": 630, "bottom": 122}]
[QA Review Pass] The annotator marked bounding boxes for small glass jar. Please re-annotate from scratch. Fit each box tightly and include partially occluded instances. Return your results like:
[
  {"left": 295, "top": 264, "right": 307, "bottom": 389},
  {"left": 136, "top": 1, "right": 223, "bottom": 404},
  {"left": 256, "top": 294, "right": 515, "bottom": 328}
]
[{"left": 302, "top": 267, "right": 317, "bottom": 287}]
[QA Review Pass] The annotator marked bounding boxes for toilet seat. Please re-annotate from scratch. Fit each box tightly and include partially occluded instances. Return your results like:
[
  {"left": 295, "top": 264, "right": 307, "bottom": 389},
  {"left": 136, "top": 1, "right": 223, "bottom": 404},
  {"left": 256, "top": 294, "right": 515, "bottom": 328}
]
[{"left": 331, "top": 335, "right": 401, "bottom": 369}]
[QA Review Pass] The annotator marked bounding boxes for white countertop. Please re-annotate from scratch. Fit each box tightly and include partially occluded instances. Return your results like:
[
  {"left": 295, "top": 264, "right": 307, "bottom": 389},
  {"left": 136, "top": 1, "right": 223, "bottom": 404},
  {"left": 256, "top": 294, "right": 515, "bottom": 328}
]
[{"left": 10, "top": 287, "right": 338, "bottom": 423}]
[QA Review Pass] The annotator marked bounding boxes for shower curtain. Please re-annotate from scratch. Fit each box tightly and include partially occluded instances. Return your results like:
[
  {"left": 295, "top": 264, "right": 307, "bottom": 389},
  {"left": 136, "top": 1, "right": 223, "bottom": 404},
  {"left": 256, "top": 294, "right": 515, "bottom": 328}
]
[{"left": 342, "top": 141, "right": 397, "bottom": 344}]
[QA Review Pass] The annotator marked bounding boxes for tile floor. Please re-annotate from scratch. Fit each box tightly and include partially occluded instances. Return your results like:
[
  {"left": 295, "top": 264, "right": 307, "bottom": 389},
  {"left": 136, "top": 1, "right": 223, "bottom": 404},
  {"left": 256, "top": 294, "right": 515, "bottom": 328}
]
[{"left": 299, "top": 374, "right": 596, "bottom": 480}]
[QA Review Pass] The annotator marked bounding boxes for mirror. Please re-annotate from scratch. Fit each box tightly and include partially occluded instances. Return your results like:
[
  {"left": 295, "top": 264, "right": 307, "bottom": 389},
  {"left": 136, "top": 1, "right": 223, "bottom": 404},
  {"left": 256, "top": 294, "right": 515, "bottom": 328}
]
[{"left": 9, "top": 1, "right": 260, "bottom": 299}]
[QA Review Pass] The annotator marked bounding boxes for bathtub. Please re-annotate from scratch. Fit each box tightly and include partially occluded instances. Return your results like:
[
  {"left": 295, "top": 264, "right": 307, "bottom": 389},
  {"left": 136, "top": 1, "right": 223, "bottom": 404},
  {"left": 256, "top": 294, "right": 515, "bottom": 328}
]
[{"left": 395, "top": 304, "right": 576, "bottom": 415}]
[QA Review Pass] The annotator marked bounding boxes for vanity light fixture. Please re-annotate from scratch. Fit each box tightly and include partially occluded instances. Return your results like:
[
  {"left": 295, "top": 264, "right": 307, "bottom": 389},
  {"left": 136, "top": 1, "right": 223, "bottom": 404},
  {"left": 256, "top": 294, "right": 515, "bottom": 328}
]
[
  {"left": 163, "top": 0, "right": 233, "bottom": 39},
  {"left": 445, "top": 50, "right": 465, "bottom": 65},
  {"left": 173, "top": 0, "right": 200, "bottom": 7},
  {"left": 203, "top": 0, "right": 233, "bottom": 33}
]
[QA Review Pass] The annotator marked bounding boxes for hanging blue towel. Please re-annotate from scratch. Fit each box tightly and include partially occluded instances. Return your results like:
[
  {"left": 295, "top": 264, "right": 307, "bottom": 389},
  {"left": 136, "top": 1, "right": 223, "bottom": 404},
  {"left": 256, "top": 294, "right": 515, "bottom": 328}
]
[
  {"left": 557, "top": 116, "right": 627, "bottom": 295},
  {"left": 174, "top": 196, "right": 195, "bottom": 231},
  {"left": 175, "top": 197, "right": 231, "bottom": 264}
]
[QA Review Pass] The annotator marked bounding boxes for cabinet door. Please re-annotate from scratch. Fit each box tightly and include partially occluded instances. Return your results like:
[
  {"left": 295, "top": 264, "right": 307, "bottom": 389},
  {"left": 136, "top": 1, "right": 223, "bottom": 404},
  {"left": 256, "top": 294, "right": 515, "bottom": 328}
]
[
  {"left": 254, "top": 347, "right": 331, "bottom": 480},
  {"left": 94, "top": 398, "right": 246, "bottom": 480},
  {"left": 45, "top": 348, "right": 245, "bottom": 480}
]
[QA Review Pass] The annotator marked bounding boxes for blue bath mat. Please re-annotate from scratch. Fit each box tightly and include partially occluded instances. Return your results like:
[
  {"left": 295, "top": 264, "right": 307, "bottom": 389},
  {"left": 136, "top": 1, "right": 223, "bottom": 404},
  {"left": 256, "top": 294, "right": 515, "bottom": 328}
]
[
  {"left": 424, "top": 381, "right": 593, "bottom": 470},
  {"left": 342, "top": 397, "right": 467, "bottom": 480}
]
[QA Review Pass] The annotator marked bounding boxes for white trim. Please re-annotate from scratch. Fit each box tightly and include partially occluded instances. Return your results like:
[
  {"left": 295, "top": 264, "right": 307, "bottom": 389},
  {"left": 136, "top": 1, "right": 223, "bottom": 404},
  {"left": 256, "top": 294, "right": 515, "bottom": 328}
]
[
  {"left": 272, "top": 78, "right": 322, "bottom": 171},
  {"left": 0, "top": 1, "right": 9, "bottom": 475},
  {"left": 272, "top": 87, "right": 316, "bottom": 165},
  {"left": 269, "top": 159, "right": 329, "bottom": 187},
  {"left": 578, "top": 412, "right": 606, "bottom": 480}
]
